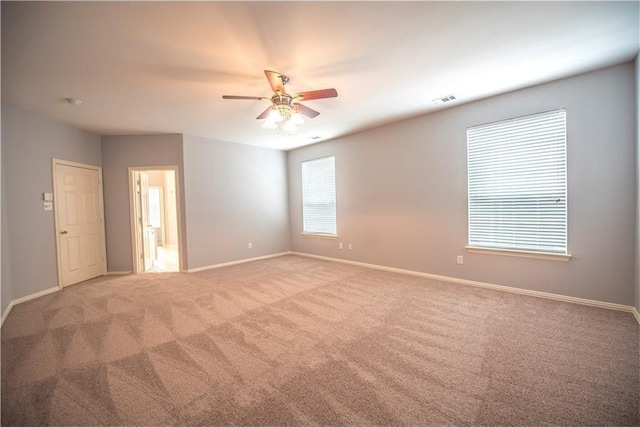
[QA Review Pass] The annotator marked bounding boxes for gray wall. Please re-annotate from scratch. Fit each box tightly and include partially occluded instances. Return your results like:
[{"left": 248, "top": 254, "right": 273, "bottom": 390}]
[
  {"left": 183, "top": 135, "right": 290, "bottom": 269},
  {"left": 101, "top": 134, "right": 187, "bottom": 272},
  {"left": 1, "top": 104, "right": 102, "bottom": 310},
  {"left": 289, "top": 62, "right": 637, "bottom": 306}
]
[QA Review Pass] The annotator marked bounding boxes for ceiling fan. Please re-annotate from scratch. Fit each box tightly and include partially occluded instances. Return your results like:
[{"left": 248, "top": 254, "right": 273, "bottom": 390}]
[{"left": 222, "top": 70, "right": 338, "bottom": 130}]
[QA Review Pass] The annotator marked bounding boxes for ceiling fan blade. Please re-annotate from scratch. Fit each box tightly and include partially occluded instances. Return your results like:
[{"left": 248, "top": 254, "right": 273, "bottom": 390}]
[
  {"left": 264, "top": 70, "right": 285, "bottom": 94},
  {"left": 256, "top": 106, "right": 273, "bottom": 120},
  {"left": 222, "top": 95, "right": 266, "bottom": 100},
  {"left": 296, "top": 88, "right": 338, "bottom": 101},
  {"left": 294, "top": 103, "right": 320, "bottom": 118}
]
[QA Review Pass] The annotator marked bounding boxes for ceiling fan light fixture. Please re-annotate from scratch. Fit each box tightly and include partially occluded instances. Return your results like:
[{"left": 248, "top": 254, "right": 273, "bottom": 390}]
[
  {"left": 282, "top": 120, "right": 297, "bottom": 132},
  {"left": 262, "top": 119, "right": 278, "bottom": 129},
  {"left": 290, "top": 112, "right": 304, "bottom": 126},
  {"left": 268, "top": 108, "right": 283, "bottom": 122},
  {"left": 276, "top": 104, "right": 292, "bottom": 121}
]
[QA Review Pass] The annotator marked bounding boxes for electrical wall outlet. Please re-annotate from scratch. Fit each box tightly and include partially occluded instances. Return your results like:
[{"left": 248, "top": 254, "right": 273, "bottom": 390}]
[
  {"left": 248, "top": 242, "right": 253, "bottom": 249},
  {"left": 339, "top": 242, "right": 343, "bottom": 250},
  {"left": 348, "top": 243, "right": 353, "bottom": 250},
  {"left": 457, "top": 255, "right": 463, "bottom": 264}
]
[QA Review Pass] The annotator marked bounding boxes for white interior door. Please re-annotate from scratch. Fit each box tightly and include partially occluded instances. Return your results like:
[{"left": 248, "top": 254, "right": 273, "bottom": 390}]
[
  {"left": 55, "top": 162, "right": 106, "bottom": 287},
  {"left": 139, "top": 172, "right": 157, "bottom": 271}
]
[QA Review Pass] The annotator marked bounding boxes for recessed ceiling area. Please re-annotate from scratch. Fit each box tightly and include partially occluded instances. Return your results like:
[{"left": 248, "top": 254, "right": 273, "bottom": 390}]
[{"left": 2, "top": 1, "right": 638, "bottom": 151}]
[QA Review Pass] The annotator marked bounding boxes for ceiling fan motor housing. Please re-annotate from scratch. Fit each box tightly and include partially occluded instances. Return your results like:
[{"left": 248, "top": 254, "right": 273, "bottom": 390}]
[{"left": 272, "top": 93, "right": 294, "bottom": 119}]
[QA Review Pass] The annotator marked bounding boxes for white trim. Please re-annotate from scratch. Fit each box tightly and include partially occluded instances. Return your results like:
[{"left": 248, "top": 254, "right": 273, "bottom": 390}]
[
  {"left": 1, "top": 287, "right": 60, "bottom": 327},
  {"left": 292, "top": 252, "right": 637, "bottom": 316},
  {"left": 128, "top": 167, "right": 141, "bottom": 273},
  {"left": 466, "top": 246, "right": 572, "bottom": 261},
  {"left": 633, "top": 307, "right": 640, "bottom": 325},
  {"left": 128, "top": 166, "right": 184, "bottom": 273},
  {"left": 187, "top": 252, "right": 292, "bottom": 273},
  {"left": 106, "top": 271, "right": 132, "bottom": 275},
  {"left": 1, "top": 304, "right": 13, "bottom": 327},
  {"left": 301, "top": 233, "right": 338, "bottom": 239}
]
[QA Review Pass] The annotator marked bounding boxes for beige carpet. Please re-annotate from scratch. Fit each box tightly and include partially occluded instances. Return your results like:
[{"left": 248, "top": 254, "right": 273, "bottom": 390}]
[{"left": 2, "top": 254, "right": 638, "bottom": 425}]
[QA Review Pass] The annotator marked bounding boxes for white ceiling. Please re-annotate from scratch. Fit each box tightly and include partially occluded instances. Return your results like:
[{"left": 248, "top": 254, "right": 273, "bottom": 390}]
[{"left": 2, "top": 1, "right": 639, "bottom": 151}]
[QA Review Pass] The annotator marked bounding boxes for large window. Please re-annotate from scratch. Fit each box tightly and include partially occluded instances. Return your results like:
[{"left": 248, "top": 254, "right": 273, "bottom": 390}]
[
  {"left": 467, "top": 109, "right": 567, "bottom": 256},
  {"left": 302, "top": 156, "right": 337, "bottom": 236}
]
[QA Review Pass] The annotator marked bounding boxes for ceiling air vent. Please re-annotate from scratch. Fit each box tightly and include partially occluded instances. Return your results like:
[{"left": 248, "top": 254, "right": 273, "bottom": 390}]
[{"left": 432, "top": 94, "right": 456, "bottom": 105}]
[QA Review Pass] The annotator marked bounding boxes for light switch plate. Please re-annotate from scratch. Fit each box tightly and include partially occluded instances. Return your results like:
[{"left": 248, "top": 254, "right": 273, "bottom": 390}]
[
  {"left": 43, "top": 201, "right": 53, "bottom": 211},
  {"left": 43, "top": 192, "right": 53, "bottom": 201}
]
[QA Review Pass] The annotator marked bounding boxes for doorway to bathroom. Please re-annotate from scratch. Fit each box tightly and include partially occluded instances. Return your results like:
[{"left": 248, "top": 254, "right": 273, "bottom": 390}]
[{"left": 129, "top": 166, "right": 181, "bottom": 273}]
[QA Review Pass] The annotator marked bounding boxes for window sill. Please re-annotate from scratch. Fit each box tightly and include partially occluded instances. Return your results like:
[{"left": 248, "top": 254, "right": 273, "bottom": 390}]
[
  {"left": 301, "top": 232, "right": 338, "bottom": 239},
  {"left": 465, "top": 246, "right": 571, "bottom": 261}
]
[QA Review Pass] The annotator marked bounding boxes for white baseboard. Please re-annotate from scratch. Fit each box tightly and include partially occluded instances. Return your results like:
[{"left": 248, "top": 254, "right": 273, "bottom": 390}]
[
  {"left": 292, "top": 252, "right": 640, "bottom": 322},
  {"left": 1, "top": 303, "right": 14, "bottom": 327},
  {"left": 1, "top": 286, "right": 60, "bottom": 328},
  {"left": 187, "top": 251, "right": 293, "bottom": 273},
  {"left": 106, "top": 271, "right": 132, "bottom": 275}
]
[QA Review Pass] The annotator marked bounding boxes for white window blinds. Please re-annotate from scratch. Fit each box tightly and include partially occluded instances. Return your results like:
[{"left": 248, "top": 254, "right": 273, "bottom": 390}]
[
  {"left": 467, "top": 109, "right": 567, "bottom": 254},
  {"left": 302, "top": 156, "right": 337, "bottom": 235}
]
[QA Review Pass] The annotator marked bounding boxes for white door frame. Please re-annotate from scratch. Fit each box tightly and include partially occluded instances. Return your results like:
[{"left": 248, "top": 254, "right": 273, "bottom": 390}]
[
  {"left": 52, "top": 158, "right": 107, "bottom": 289},
  {"left": 128, "top": 165, "right": 183, "bottom": 273}
]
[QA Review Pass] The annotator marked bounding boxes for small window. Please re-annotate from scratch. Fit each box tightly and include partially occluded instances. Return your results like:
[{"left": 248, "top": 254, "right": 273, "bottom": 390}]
[
  {"left": 302, "top": 156, "right": 337, "bottom": 236},
  {"left": 467, "top": 109, "right": 567, "bottom": 255}
]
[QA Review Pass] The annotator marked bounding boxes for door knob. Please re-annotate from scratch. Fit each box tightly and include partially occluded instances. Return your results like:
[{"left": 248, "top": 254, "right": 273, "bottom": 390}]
[{"left": 60, "top": 230, "right": 68, "bottom": 235}]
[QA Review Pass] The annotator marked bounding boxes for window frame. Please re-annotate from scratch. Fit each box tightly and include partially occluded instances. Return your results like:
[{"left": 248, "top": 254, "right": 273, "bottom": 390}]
[
  {"left": 301, "top": 155, "right": 337, "bottom": 237},
  {"left": 466, "top": 109, "right": 571, "bottom": 261}
]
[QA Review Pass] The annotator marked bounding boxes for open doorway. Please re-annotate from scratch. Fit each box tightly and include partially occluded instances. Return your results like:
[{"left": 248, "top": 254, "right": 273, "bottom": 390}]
[{"left": 129, "top": 167, "right": 181, "bottom": 273}]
